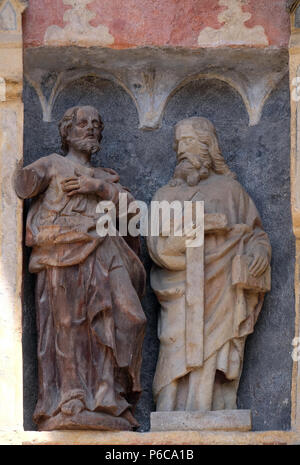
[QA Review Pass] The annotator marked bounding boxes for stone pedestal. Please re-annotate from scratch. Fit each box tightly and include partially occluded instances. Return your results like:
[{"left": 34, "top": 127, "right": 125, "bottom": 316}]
[{"left": 151, "top": 410, "right": 252, "bottom": 433}]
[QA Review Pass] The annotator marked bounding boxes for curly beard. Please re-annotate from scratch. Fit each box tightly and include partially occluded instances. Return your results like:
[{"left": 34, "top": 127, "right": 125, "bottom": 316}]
[
  {"left": 68, "top": 137, "right": 100, "bottom": 155},
  {"left": 170, "top": 162, "right": 210, "bottom": 187}
]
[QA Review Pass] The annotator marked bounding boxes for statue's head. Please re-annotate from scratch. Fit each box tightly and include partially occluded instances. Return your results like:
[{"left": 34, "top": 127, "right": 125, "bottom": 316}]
[
  {"left": 172, "top": 117, "right": 234, "bottom": 186},
  {"left": 59, "top": 105, "right": 104, "bottom": 155}
]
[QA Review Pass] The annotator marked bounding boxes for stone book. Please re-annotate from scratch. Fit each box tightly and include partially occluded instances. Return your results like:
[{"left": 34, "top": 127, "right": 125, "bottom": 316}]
[{"left": 232, "top": 255, "right": 271, "bottom": 293}]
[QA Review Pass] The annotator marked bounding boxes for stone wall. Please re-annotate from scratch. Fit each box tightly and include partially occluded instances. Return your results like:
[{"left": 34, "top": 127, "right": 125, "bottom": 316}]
[
  {"left": 1, "top": 0, "right": 298, "bottom": 443},
  {"left": 22, "top": 0, "right": 290, "bottom": 48},
  {"left": 23, "top": 70, "right": 294, "bottom": 432}
]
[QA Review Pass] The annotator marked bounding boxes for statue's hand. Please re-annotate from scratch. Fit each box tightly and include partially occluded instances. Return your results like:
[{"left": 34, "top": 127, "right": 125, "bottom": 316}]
[
  {"left": 164, "top": 227, "right": 199, "bottom": 254},
  {"left": 164, "top": 235, "right": 187, "bottom": 254},
  {"left": 61, "top": 174, "right": 104, "bottom": 197},
  {"left": 248, "top": 252, "right": 269, "bottom": 278}
]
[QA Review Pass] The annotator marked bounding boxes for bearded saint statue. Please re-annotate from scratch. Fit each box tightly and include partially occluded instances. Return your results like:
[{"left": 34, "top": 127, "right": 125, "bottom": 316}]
[
  {"left": 15, "top": 105, "right": 146, "bottom": 431},
  {"left": 147, "top": 117, "right": 271, "bottom": 414}
]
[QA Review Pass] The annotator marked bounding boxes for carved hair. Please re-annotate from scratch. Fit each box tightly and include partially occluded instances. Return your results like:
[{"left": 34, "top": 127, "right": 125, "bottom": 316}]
[
  {"left": 174, "top": 117, "right": 235, "bottom": 178},
  {"left": 59, "top": 106, "right": 104, "bottom": 153}
]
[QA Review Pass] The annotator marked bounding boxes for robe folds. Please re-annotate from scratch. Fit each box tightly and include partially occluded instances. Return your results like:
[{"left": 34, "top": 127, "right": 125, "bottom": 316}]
[
  {"left": 147, "top": 173, "right": 271, "bottom": 401},
  {"left": 16, "top": 154, "right": 146, "bottom": 424}
]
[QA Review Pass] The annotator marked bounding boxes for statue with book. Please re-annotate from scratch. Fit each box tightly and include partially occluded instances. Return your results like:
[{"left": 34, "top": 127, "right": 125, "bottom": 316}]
[{"left": 147, "top": 117, "right": 271, "bottom": 429}]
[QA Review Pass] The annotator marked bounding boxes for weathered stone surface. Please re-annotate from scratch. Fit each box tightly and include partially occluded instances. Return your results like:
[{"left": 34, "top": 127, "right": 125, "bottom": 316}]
[
  {"left": 0, "top": 104, "right": 23, "bottom": 431},
  {"left": 22, "top": 0, "right": 290, "bottom": 49},
  {"left": 23, "top": 72, "right": 294, "bottom": 432},
  {"left": 287, "top": 10, "right": 300, "bottom": 435},
  {"left": 44, "top": 0, "right": 114, "bottom": 47},
  {"left": 0, "top": 48, "right": 23, "bottom": 81},
  {"left": 0, "top": 429, "right": 297, "bottom": 445},
  {"left": 151, "top": 410, "right": 252, "bottom": 432},
  {"left": 232, "top": 255, "right": 271, "bottom": 292},
  {"left": 18, "top": 430, "right": 299, "bottom": 445},
  {"left": 0, "top": 0, "right": 297, "bottom": 446},
  {"left": 0, "top": 0, "right": 27, "bottom": 433},
  {"left": 197, "top": 0, "right": 268, "bottom": 47},
  {"left": 24, "top": 47, "right": 288, "bottom": 129}
]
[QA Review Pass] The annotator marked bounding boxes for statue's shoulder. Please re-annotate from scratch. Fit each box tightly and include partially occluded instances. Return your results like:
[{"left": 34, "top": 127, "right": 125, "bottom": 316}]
[
  {"left": 152, "top": 184, "right": 174, "bottom": 202},
  {"left": 27, "top": 153, "right": 62, "bottom": 170},
  {"left": 41, "top": 153, "right": 64, "bottom": 165}
]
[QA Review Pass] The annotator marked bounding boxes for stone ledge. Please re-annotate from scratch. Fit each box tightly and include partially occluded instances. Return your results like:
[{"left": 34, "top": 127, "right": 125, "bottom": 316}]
[
  {"left": 150, "top": 410, "right": 251, "bottom": 433},
  {"left": 0, "top": 430, "right": 298, "bottom": 446},
  {"left": 24, "top": 46, "right": 288, "bottom": 129}
]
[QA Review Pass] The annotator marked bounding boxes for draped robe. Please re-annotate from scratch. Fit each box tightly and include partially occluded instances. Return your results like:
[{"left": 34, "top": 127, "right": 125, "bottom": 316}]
[
  {"left": 147, "top": 173, "right": 271, "bottom": 404},
  {"left": 16, "top": 153, "right": 146, "bottom": 428}
]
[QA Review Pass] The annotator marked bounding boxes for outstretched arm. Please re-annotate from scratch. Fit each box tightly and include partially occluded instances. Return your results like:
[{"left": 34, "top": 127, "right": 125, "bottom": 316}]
[{"left": 15, "top": 157, "right": 51, "bottom": 199}]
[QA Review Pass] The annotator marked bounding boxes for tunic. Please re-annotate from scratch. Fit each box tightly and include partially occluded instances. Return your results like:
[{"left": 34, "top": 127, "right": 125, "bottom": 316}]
[
  {"left": 16, "top": 153, "right": 146, "bottom": 423},
  {"left": 147, "top": 173, "right": 271, "bottom": 400}
]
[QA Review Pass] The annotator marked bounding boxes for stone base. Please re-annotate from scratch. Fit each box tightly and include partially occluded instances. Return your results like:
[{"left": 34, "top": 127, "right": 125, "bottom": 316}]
[
  {"left": 38, "top": 410, "right": 133, "bottom": 432},
  {"left": 150, "top": 410, "right": 252, "bottom": 432}
]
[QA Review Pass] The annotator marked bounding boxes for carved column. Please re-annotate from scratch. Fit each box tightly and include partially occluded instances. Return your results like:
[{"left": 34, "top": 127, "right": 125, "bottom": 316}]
[
  {"left": 0, "top": 0, "right": 27, "bottom": 435},
  {"left": 288, "top": 0, "right": 300, "bottom": 435}
]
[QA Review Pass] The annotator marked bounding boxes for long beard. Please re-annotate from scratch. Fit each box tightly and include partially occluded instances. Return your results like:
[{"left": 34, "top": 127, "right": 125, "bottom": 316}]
[
  {"left": 171, "top": 164, "right": 210, "bottom": 187},
  {"left": 69, "top": 137, "right": 100, "bottom": 155}
]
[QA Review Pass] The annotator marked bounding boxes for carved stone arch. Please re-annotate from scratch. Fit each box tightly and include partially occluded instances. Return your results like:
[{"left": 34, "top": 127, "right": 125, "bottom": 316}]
[
  {"left": 158, "top": 69, "right": 288, "bottom": 130},
  {"left": 23, "top": 47, "right": 288, "bottom": 131},
  {"left": 258, "top": 68, "right": 290, "bottom": 112},
  {"left": 160, "top": 72, "right": 250, "bottom": 127},
  {"left": 24, "top": 68, "right": 139, "bottom": 124}
]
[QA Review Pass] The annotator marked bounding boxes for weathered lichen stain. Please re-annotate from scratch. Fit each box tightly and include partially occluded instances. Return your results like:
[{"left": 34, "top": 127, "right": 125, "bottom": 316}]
[
  {"left": 44, "top": 0, "right": 114, "bottom": 47},
  {"left": 197, "top": 0, "right": 269, "bottom": 47}
]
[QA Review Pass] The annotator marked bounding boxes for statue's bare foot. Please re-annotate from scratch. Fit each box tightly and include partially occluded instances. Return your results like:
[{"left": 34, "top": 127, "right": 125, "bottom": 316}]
[
  {"left": 61, "top": 399, "right": 85, "bottom": 416},
  {"left": 122, "top": 409, "right": 139, "bottom": 428}
]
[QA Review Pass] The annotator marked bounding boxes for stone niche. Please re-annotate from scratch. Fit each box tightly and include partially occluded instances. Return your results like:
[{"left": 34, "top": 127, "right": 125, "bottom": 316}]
[{"left": 22, "top": 45, "right": 294, "bottom": 434}]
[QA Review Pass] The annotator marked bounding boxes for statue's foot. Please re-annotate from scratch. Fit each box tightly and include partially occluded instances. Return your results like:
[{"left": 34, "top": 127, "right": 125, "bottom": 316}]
[
  {"left": 122, "top": 409, "right": 140, "bottom": 428},
  {"left": 61, "top": 399, "right": 85, "bottom": 416}
]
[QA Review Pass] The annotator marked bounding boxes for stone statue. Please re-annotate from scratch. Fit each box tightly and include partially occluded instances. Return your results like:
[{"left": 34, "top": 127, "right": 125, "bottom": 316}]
[
  {"left": 147, "top": 117, "right": 271, "bottom": 416},
  {"left": 15, "top": 105, "right": 146, "bottom": 431}
]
